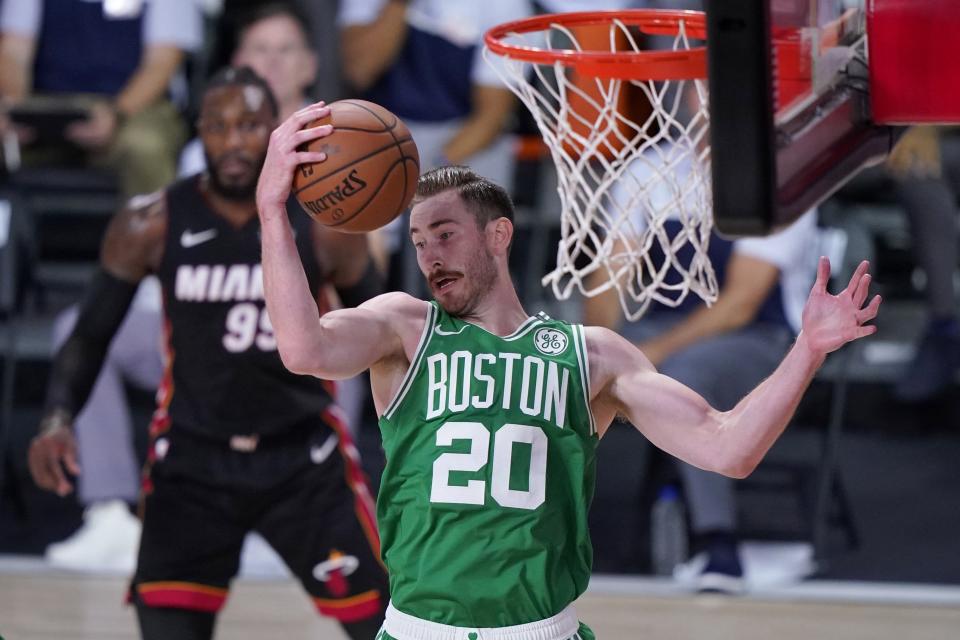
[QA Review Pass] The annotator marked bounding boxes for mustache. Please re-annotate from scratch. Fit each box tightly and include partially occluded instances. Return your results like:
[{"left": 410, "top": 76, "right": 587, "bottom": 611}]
[{"left": 429, "top": 270, "right": 463, "bottom": 285}]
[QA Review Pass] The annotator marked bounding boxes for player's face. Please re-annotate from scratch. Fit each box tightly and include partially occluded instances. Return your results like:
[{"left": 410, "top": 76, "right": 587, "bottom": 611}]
[
  {"left": 410, "top": 191, "right": 498, "bottom": 317},
  {"left": 233, "top": 15, "right": 316, "bottom": 113},
  {"left": 198, "top": 85, "right": 274, "bottom": 200}
]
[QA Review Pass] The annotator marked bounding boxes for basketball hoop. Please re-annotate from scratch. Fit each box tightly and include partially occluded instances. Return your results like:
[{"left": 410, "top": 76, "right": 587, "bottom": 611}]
[{"left": 485, "top": 10, "right": 717, "bottom": 320}]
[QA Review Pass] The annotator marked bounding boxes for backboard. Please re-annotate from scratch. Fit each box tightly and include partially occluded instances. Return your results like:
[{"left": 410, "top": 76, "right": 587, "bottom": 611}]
[{"left": 707, "top": 0, "right": 897, "bottom": 236}]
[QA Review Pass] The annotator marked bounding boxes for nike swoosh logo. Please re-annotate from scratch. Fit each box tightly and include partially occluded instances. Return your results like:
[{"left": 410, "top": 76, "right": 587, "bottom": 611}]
[
  {"left": 180, "top": 229, "right": 218, "bottom": 248},
  {"left": 434, "top": 325, "right": 467, "bottom": 336},
  {"left": 310, "top": 434, "right": 338, "bottom": 465}
]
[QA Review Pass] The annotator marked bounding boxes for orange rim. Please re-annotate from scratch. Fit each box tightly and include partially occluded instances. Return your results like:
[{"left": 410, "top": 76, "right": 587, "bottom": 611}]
[{"left": 484, "top": 9, "right": 707, "bottom": 80}]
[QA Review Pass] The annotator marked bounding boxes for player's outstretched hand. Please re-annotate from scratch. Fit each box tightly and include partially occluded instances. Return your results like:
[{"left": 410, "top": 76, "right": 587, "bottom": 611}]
[
  {"left": 256, "top": 102, "right": 334, "bottom": 215},
  {"left": 28, "top": 420, "right": 81, "bottom": 497},
  {"left": 800, "top": 257, "right": 882, "bottom": 355}
]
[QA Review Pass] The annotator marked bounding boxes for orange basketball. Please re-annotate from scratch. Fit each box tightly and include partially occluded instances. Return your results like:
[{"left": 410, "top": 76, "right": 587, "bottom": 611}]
[{"left": 292, "top": 100, "right": 420, "bottom": 233}]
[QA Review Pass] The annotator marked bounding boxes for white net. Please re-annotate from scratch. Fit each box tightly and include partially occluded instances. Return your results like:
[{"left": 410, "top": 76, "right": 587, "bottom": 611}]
[{"left": 484, "top": 13, "right": 718, "bottom": 320}]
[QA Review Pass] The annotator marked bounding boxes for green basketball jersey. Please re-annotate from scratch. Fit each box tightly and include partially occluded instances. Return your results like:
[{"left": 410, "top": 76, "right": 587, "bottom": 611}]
[{"left": 377, "top": 302, "right": 599, "bottom": 628}]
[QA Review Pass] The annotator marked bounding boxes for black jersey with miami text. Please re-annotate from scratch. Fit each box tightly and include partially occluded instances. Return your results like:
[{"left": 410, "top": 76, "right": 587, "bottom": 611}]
[{"left": 156, "top": 176, "right": 332, "bottom": 439}]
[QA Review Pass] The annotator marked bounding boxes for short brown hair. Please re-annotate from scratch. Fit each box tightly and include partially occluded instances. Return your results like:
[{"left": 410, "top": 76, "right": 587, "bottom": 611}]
[{"left": 413, "top": 166, "right": 515, "bottom": 230}]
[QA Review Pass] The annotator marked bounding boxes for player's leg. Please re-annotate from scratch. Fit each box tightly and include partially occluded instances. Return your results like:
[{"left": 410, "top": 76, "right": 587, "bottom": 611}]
[
  {"left": 132, "top": 433, "right": 247, "bottom": 640},
  {"left": 257, "top": 410, "right": 387, "bottom": 640},
  {"left": 132, "top": 588, "right": 216, "bottom": 640},
  {"left": 891, "top": 134, "right": 960, "bottom": 401}
]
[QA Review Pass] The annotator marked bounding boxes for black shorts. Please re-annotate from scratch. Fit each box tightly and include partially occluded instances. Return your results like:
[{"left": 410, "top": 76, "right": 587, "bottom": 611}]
[{"left": 130, "top": 407, "right": 386, "bottom": 623}]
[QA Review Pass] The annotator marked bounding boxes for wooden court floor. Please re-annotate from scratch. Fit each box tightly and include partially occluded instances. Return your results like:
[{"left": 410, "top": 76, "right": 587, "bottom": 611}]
[{"left": 2, "top": 573, "right": 959, "bottom": 640}]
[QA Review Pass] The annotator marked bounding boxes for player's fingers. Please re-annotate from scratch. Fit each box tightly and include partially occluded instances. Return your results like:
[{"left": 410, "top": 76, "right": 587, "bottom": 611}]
[
  {"left": 295, "top": 151, "right": 328, "bottom": 165},
  {"left": 294, "top": 101, "right": 327, "bottom": 116},
  {"left": 292, "top": 105, "right": 330, "bottom": 128},
  {"left": 293, "top": 124, "right": 333, "bottom": 145},
  {"left": 852, "top": 272, "right": 871, "bottom": 307},
  {"left": 813, "top": 256, "right": 830, "bottom": 293},
  {"left": 856, "top": 294, "right": 882, "bottom": 323},
  {"left": 853, "top": 324, "right": 878, "bottom": 340},
  {"left": 33, "top": 449, "right": 66, "bottom": 493},
  {"left": 27, "top": 441, "right": 55, "bottom": 490},
  {"left": 844, "top": 260, "right": 869, "bottom": 297},
  {"left": 45, "top": 447, "right": 72, "bottom": 496},
  {"left": 63, "top": 441, "right": 82, "bottom": 476}
]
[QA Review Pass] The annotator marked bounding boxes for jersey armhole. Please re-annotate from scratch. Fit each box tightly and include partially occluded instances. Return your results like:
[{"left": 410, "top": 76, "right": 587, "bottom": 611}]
[{"left": 382, "top": 302, "right": 438, "bottom": 420}]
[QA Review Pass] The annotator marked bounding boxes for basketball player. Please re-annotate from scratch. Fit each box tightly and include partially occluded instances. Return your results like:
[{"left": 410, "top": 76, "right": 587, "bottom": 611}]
[
  {"left": 28, "top": 70, "right": 387, "bottom": 640},
  {"left": 258, "top": 106, "right": 882, "bottom": 638}
]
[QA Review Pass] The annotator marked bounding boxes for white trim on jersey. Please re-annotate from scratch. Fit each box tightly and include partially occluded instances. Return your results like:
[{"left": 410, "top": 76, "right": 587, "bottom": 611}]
[
  {"left": 571, "top": 324, "right": 597, "bottom": 437},
  {"left": 383, "top": 303, "right": 438, "bottom": 421},
  {"left": 457, "top": 314, "right": 543, "bottom": 342}
]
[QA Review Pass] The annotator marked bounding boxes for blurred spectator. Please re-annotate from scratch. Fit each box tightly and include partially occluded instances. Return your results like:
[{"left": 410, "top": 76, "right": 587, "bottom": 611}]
[
  {"left": 0, "top": 0, "right": 202, "bottom": 197},
  {"left": 207, "top": 0, "right": 342, "bottom": 104},
  {"left": 180, "top": 1, "right": 377, "bottom": 462},
  {"left": 43, "top": 3, "right": 355, "bottom": 573},
  {"left": 338, "top": 0, "right": 532, "bottom": 291},
  {"left": 884, "top": 127, "right": 960, "bottom": 402},
  {"left": 180, "top": 1, "right": 319, "bottom": 175}
]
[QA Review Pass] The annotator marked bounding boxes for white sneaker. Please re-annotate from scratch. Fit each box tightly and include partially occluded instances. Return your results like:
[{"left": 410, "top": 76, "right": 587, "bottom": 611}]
[{"left": 45, "top": 500, "right": 141, "bottom": 574}]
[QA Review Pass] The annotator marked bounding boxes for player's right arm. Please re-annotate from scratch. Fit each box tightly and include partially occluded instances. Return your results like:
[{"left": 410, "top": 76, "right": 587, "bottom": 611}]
[
  {"left": 28, "top": 192, "right": 166, "bottom": 496},
  {"left": 257, "top": 102, "right": 419, "bottom": 381}
]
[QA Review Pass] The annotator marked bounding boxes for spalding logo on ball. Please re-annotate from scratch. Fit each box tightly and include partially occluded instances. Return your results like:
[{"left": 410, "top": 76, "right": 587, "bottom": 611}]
[{"left": 293, "top": 99, "right": 420, "bottom": 233}]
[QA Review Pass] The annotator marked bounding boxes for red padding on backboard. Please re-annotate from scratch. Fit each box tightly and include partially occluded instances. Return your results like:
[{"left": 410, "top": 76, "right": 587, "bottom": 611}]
[{"left": 868, "top": 0, "right": 960, "bottom": 124}]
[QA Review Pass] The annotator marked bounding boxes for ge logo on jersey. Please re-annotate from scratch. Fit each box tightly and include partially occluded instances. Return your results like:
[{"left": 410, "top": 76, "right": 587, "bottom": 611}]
[{"left": 534, "top": 328, "right": 567, "bottom": 356}]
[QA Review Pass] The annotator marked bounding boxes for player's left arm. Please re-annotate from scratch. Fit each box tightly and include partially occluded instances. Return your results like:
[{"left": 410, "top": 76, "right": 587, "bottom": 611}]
[
  {"left": 312, "top": 225, "right": 385, "bottom": 308},
  {"left": 588, "top": 258, "right": 881, "bottom": 478}
]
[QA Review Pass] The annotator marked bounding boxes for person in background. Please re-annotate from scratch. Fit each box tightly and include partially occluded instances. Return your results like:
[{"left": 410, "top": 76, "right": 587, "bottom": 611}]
[
  {"left": 338, "top": 0, "right": 533, "bottom": 292},
  {"left": 884, "top": 126, "right": 960, "bottom": 402},
  {"left": 0, "top": 0, "right": 202, "bottom": 197},
  {"left": 43, "top": 2, "right": 356, "bottom": 574},
  {"left": 29, "top": 67, "right": 388, "bottom": 640}
]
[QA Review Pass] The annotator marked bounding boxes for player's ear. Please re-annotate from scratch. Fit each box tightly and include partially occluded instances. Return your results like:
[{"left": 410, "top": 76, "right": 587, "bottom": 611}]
[{"left": 488, "top": 217, "right": 513, "bottom": 256}]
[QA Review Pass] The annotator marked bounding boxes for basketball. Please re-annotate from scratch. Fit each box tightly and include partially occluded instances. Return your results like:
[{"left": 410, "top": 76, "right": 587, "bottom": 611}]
[{"left": 292, "top": 99, "right": 420, "bottom": 233}]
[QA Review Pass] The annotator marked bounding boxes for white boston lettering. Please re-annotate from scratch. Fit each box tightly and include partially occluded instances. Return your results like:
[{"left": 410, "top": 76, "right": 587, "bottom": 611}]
[
  {"left": 544, "top": 361, "right": 569, "bottom": 428},
  {"left": 499, "top": 352, "right": 521, "bottom": 410},
  {"left": 448, "top": 351, "right": 472, "bottom": 412},
  {"left": 519, "top": 356, "right": 544, "bottom": 418},
  {"left": 424, "top": 351, "right": 571, "bottom": 429},
  {"left": 472, "top": 354, "right": 496, "bottom": 409},
  {"left": 426, "top": 354, "right": 448, "bottom": 420}
]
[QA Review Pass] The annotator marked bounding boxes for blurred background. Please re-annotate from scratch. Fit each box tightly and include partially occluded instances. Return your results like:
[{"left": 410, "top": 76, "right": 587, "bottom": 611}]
[{"left": 0, "top": 0, "right": 957, "bottom": 614}]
